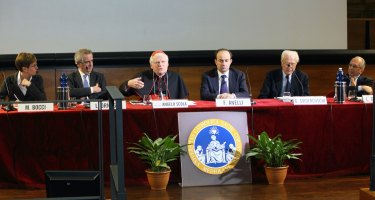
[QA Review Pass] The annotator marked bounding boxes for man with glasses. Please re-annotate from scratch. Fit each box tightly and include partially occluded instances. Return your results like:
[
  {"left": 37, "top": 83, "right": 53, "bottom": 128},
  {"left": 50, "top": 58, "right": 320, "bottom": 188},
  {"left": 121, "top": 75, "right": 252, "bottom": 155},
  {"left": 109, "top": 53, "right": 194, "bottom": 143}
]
[
  {"left": 119, "top": 50, "right": 188, "bottom": 100},
  {"left": 67, "top": 48, "right": 108, "bottom": 100},
  {"left": 258, "top": 50, "right": 309, "bottom": 98},
  {"left": 345, "top": 56, "right": 373, "bottom": 96},
  {"left": 200, "top": 48, "right": 249, "bottom": 100}
]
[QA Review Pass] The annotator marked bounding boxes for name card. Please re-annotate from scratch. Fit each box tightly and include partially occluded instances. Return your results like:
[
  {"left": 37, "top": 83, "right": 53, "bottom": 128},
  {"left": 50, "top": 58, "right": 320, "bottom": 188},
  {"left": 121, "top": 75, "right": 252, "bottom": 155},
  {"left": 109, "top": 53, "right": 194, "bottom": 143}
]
[
  {"left": 90, "top": 100, "right": 126, "bottom": 110},
  {"left": 152, "top": 100, "right": 189, "bottom": 109},
  {"left": 293, "top": 96, "right": 327, "bottom": 105},
  {"left": 215, "top": 98, "right": 252, "bottom": 107},
  {"left": 18, "top": 103, "right": 54, "bottom": 112},
  {"left": 362, "top": 95, "right": 373, "bottom": 103}
]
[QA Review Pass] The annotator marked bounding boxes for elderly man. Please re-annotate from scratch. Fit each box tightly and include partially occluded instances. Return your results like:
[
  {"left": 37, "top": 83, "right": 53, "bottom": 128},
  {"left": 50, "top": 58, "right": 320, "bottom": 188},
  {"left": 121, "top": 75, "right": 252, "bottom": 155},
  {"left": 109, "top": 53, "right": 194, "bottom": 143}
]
[
  {"left": 345, "top": 56, "right": 373, "bottom": 96},
  {"left": 258, "top": 50, "right": 309, "bottom": 98},
  {"left": 200, "top": 48, "right": 249, "bottom": 100},
  {"left": 119, "top": 50, "right": 188, "bottom": 99},
  {"left": 67, "top": 48, "right": 108, "bottom": 100}
]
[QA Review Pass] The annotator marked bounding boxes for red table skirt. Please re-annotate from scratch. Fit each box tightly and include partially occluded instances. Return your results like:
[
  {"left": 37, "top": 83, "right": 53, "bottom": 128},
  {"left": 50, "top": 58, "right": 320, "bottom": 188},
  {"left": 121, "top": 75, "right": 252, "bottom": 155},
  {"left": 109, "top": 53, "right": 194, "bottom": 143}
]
[{"left": 0, "top": 99, "right": 372, "bottom": 188}]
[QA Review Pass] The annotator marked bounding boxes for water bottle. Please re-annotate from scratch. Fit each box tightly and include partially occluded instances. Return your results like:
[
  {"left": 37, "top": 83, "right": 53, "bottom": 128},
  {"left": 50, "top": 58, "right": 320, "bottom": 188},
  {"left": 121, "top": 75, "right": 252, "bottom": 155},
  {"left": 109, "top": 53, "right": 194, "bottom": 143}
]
[
  {"left": 60, "top": 72, "right": 68, "bottom": 87},
  {"left": 334, "top": 67, "right": 346, "bottom": 103},
  {"left": 57, "top": 72, "right": 70, "bottom": 109},
  {"left": 336, "top": 68, "right": 343, "bottom": 83}
]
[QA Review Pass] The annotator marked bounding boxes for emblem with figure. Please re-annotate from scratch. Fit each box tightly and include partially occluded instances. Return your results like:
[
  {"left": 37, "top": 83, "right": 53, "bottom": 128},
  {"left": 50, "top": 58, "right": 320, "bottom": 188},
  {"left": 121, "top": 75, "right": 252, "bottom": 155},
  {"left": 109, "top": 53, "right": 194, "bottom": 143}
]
[{"left": 188, "top": 119, "right": 242, "bottom": 174}]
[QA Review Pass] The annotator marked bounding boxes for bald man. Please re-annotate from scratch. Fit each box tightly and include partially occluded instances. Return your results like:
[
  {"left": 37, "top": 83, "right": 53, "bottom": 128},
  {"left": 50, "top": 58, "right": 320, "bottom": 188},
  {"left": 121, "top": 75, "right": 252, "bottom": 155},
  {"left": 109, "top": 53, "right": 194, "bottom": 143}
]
[
  {"left": 344, "top": 56, "right": 373, "bottom": 96},
  {"left": 119, "top": 50, "right": 188, "bottom": 99},
  {"left": 200, "top": 48, "right": 249, "bottom": 100}
]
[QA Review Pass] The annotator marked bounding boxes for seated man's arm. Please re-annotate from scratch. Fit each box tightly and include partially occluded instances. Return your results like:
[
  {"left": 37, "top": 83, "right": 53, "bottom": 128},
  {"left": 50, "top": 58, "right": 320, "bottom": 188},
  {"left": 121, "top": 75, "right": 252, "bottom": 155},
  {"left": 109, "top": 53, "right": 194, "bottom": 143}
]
[
  {"left": 233, "top": 71, "right": 250, "bottom": 98},
  {"left": 200, "top": 74, "right": 217, "bottom": 101}
]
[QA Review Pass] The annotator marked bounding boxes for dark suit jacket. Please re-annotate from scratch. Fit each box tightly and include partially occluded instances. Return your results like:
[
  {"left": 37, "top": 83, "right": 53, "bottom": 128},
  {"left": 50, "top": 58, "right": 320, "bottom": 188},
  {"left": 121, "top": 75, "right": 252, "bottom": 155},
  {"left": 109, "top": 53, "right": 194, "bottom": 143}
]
[
  {"left": 0, "top": 72, "right": 46, "bottom": 101},
  {"left": 200, "top": 68, "right": 249, "bottom": 101},
  {"left": 67, "top": 71, "right": 108, "bottom": 99},
  {"left": 258, "top": 68, "right": 309, "bottom": 98},
  {"left": 344, "top": 75, "right": 373, "bottom": 97}
]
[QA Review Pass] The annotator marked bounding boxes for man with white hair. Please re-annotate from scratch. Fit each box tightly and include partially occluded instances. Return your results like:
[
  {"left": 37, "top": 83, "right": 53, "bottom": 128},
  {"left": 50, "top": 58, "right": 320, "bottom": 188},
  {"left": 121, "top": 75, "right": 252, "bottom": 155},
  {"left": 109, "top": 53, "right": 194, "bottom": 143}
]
[
  {"left": 258, "top": 50, "right": 310, "bottom": 98},
  {"left": 119, "top": 50, "right": 188, "bottom": 99}
]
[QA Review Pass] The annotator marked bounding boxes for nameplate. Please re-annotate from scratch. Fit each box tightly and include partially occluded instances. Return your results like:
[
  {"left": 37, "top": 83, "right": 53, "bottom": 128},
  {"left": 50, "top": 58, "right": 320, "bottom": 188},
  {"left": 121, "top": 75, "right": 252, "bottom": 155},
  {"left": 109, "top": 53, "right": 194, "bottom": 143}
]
[
  {"left": 18, "top": 103, "right": 54, "bottom": 112},
  {"left": 90, "top": 100, "right": 127, "bottom": 110},
  {"left": 293, "top": 96, "right": 327, "bottom": 105},
  {"left": 152, "top": 100, "right": 189, "bottom": 109},
  {"left": 215, "top": 98, "right": 251, "bottom": 107},
  {"left": 362, "top": 95, "right": 373, "bottom": 103}
]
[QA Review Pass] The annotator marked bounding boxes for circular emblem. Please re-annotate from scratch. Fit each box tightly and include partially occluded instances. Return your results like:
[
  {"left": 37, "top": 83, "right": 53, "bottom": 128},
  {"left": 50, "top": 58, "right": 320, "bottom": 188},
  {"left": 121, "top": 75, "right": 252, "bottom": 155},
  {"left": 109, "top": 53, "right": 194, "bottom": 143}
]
[{"left": 187, "top": 119, "right": 242, "bottom": 175}]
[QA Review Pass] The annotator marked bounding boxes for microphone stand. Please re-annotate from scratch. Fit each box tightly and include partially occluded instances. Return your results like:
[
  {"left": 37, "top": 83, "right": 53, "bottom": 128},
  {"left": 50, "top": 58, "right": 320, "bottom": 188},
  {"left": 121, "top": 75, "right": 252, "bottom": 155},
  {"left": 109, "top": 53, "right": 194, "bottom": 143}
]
[
  {"left": 292, "top": 71, "right": 304, "bottom": 96},
  {"left": 370, "top": 82, "right": 375, "bottom": 190},
  {"left": 2, "top": 72, "right": 17, "bottom": 111}
]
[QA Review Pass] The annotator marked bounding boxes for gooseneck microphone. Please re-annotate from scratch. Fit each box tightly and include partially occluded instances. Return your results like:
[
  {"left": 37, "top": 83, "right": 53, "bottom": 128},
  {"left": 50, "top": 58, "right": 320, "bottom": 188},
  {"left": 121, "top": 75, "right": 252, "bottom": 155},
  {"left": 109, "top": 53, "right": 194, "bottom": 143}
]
[
  {"left": 292, "top": 70, "right": 304, "bottom": 96},
  {"left": 2, "top": 72, "right": 16, "bottom": 111},
  {"left": 245, "top": 66, "right": 255, "bottom": 104}
]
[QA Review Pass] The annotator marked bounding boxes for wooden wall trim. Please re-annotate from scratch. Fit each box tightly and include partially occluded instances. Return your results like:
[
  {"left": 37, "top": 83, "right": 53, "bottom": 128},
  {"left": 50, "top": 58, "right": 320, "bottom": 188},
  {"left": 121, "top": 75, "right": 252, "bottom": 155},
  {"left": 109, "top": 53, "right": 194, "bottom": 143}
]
[
  {"left": 1, "top": 50, "right": 375, "bottom": 69},
  {"left": 1, "top": 50, "right": 375, "bottom": 100}
]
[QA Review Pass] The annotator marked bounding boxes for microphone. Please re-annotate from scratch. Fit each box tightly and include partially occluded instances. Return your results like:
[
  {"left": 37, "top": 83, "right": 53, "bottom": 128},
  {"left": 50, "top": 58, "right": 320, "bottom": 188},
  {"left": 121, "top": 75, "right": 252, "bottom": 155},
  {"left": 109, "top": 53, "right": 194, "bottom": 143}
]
[
  {"left": 2, "top": 72, "right": 16, "bottom": 111},
  {"left": 292, "top": 70, "right": 304, "bottom": 96},
  {"left": 245, "top": 66, "right": 255, "bottom": 104},
  {"left": 159, "top": 88, "right": 164, "bottom": 100}
]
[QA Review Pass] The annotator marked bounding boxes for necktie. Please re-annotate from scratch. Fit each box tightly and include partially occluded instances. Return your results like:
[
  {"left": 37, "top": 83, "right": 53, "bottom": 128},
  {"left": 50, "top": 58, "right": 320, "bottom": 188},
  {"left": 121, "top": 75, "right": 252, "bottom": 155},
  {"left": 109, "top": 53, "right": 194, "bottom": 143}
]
[
  {"left": 83, "top": 74, "right": 90, "bottom": 88},
  {"left": 285, "top": 75, "right": 291, "bottom": 92},
  {"left": 220, "top": 75, "right": 228, "bottom": 94}
]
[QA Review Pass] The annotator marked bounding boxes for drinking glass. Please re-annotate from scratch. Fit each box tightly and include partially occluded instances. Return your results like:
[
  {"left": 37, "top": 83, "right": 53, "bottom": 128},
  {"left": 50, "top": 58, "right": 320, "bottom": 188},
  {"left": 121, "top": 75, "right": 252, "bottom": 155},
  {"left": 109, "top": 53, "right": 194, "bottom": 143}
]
[
  {"left": 283, "top": 92, "right": 291, "bottom": 97},
  {"left": 143, "top": 95, "right": 151, "bottom": 105},
  {"left": 69, "top": 97, "right": 77, "bottom": 108},
  {"left": 347, "top": 90, "right": 356, "bottom": 100}
]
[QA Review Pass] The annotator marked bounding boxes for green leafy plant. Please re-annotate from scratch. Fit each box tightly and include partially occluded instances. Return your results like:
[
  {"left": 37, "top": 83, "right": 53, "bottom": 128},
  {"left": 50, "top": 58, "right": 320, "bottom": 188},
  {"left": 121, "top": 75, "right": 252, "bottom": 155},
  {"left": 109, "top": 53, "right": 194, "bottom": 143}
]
[
  {"left": 245, "top": 131, "right": 302, "bottom": 167},
  {"left": 128, "top": 133, "right": 186, "bottom": 172}
]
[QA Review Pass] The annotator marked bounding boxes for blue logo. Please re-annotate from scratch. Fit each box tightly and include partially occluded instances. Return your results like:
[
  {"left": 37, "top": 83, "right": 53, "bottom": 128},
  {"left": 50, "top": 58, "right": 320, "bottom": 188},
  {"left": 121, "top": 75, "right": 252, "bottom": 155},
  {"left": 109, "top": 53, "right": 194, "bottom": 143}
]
[{"left": 188, "top": 119, "right": 242, "bottom": 175}]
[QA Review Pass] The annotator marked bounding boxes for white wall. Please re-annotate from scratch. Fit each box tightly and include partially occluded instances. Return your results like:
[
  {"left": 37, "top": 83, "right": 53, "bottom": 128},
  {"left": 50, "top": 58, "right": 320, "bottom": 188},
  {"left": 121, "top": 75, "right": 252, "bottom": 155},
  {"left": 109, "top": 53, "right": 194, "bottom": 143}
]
[{"left": 0, "top": 0, "right": 347, "bottom": 54}]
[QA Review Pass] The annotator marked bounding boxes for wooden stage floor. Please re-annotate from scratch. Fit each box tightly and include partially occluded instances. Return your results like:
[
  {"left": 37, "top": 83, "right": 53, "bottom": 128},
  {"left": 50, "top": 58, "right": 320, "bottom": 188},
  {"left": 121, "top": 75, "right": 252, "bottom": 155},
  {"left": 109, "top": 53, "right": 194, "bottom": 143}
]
[{"left": 0, "top": 175, "right": 371, "bottom": 200}]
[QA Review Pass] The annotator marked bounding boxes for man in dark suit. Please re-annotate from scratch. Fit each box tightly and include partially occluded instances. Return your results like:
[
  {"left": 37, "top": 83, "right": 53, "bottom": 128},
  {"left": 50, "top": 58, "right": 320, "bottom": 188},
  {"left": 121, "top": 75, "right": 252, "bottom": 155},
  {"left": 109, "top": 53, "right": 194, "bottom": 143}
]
[
  {"left": 67, "top": 48, "right": 107, "bottom": 100},
  {"left": 0, "top": 52, "right": 46, "bottom": 101},
  {"left": 200, "top": 48, "right": 249, "bottom": 101},
  {"left": 258, "top": 50, "right": 309, "bottom": 98},
  {"left": 344, "top": 56, "right": 373, "bottom": 97}
]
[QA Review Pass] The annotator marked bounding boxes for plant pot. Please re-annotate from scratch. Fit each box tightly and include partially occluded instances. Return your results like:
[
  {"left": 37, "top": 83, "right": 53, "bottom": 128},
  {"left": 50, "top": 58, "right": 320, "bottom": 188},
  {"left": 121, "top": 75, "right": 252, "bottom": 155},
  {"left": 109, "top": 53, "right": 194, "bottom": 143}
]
[
  {"left": 264, "top": 165, "right": 289, "bottom": 184},
  {"left": 145, "top": 169, "right": 171, "bottom": 190}
]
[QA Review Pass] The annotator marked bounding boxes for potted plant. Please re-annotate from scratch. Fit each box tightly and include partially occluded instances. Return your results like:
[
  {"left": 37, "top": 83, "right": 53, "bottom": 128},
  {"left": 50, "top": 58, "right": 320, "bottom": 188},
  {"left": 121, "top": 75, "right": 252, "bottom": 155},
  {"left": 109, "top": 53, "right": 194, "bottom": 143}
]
[
  {"left": 245, "top": 131, "right": 302, "bottom": 184},
  {"left": 127, "top": 133, "right": 186, "bottom": 190}
]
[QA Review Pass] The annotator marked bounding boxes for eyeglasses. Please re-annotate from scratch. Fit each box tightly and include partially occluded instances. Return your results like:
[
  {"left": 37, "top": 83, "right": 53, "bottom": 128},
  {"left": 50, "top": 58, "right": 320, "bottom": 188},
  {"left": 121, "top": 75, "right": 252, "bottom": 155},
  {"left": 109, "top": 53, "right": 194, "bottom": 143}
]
[
  {"left": 152, "top": 60, "right": 167, "bottom": 65},
  {"left": 348, "top": 63, "right": 360, "bottom": 69},
  {"left": 283, "top": 62, "right": 297, "bottom": 67}
]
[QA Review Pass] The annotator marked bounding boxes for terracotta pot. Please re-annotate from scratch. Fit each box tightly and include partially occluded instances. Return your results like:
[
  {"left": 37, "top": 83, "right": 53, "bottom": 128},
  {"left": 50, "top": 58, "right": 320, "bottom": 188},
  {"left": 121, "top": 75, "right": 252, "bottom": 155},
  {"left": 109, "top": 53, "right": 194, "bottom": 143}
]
[
  {"left": 145, "top": 169, "right": 171, "bottom": 190},
  {"left": 264, "top": 165, "right": 289, "bottom": 184}
]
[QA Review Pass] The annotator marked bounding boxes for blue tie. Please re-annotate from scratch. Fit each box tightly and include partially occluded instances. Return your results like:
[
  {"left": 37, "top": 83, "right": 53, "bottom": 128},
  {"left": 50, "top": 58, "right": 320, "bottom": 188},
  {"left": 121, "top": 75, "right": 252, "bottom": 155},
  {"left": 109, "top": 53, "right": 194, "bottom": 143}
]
[
  {"left": 83, "top": 74, "right": 90, "bottom": 88},
  {"left": 220, "top": 75, "right": 228, "bottom": 94},
  {"left": 285, "top": 75, "right": 291, "bottom": 92}
]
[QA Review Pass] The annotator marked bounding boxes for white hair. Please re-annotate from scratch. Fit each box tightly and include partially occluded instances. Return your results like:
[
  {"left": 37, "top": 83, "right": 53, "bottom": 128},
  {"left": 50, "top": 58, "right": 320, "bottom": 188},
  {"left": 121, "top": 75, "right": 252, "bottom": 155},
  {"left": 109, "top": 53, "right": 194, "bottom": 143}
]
[{"left": 281, "top": 50, "right": 299, "bottom": 64}]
